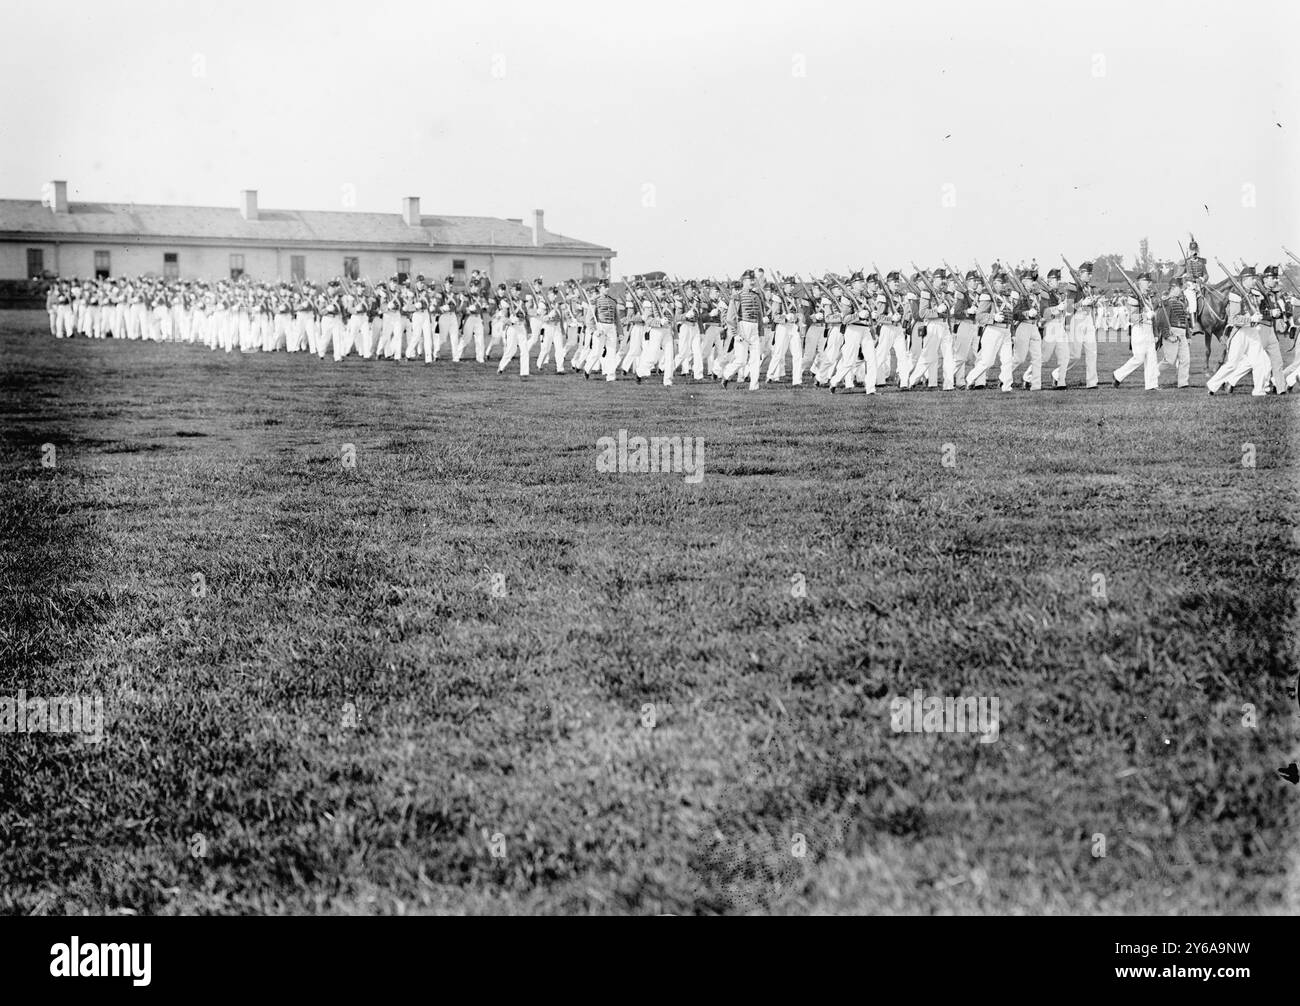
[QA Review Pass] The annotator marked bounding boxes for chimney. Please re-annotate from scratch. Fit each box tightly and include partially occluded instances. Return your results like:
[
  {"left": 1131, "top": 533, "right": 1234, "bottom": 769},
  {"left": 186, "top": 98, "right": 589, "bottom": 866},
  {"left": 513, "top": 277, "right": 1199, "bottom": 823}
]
[
  {"left": 51, "top": 180, "right": 68, "bottom": 214},
  {"left": 402, "top": 196, "right": 420, "bottom": 227},
  {"left": 240, "top": 189, "right": 258, "bottom": 221},
  {"left": 533, "top": 209, "right": 545, "bottom": 247}
]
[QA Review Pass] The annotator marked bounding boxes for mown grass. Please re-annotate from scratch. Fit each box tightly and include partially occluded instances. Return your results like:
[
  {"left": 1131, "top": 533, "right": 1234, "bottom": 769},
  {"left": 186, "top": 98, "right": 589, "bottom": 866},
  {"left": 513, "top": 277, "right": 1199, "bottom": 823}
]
[{"left": 1, "top": 310, "right": 1297, "bottom": 915}]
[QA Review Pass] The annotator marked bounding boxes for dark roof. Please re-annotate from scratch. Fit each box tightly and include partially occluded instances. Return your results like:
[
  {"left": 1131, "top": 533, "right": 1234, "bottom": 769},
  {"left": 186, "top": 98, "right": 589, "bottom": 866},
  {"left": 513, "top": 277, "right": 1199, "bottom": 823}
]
[{"left": 0, "top": 199, "right": 614, "bottom": 255}]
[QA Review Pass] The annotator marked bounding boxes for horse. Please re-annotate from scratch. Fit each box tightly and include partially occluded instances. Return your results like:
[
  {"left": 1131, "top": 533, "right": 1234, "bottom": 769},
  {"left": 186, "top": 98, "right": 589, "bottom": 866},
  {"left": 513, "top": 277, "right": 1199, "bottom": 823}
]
[{"left": 1191, "top": 280, "right": 1232, "bottom": 372}]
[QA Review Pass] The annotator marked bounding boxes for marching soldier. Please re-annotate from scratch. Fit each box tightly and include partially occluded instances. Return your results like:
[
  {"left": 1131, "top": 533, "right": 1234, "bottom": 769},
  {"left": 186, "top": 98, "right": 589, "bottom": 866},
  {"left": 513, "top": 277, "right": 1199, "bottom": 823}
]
[
  {"left": 768, "top": 276, "right": 810, "bottom": 386},
  {"left": 950, "top": 272, "right": 981, "bottom": 389},
  {"left": 721, "top": 270, "right": 765, "bottom": 391},
  {"left": 586, "top": 279, "right": 623, "bottom": 381},
  {"left": 438, "top": 276, "right": 464, "bottom": 362},
  {"left": 829, "top": 275, "right": 877, "bottom": 394},
  {"left": 1033, "top": 269, "right": 1068, "bottom": 390},
  {"left": 1057, "top": 261, "right": 1099, "bottom": 389},
  {"left": 496, "top": 282, "right": 533, "bottom": 378},
  {"left": 462, "top": 278, "right": 489, "bottom": 363},
  {"left": 1010, "top": 268, "right": 1042, "bottom": 390},
  {"left": 875, "top": 272, "right": 912, "bottom": 388},
  {"left": 1253, "top": 265, "right": 1288, "bottom": 395},
  {"left": 1159, "top": 276, "right": 1192, "bottom": 388},
  {"left": 965, "top": 273, "right": 1014, "bottom": 391},
  {"left": 1112, "top": 273, "right": 1160, "bottom": 391},
  {"left": 1207, "top": 266, "right": 1264, "bottom": 395}
]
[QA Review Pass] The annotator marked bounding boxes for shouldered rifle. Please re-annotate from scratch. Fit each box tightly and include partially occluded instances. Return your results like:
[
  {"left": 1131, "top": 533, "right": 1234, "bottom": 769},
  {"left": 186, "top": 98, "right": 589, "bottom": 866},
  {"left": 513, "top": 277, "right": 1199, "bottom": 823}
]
[
  {"left": 910, "top": 261, "right": 951, "bottom": 313},
  {"left": 1213, "top": 259, "right": 1256, "bottom": 319},
  {"left": 767, "top": 267, "right": 790, "bottom": 315},
  {"left": 871, "top": 261, "right": 899, "bottom": 317},
  {"left": 973, "top": 260, "right": 1011, "bottom": 316},
  {"left": 825, "top": 272, "right": 863, "bottom": 315},
  {"left": 1113, "top": 265, "right": 1153, "bottom": 317}
]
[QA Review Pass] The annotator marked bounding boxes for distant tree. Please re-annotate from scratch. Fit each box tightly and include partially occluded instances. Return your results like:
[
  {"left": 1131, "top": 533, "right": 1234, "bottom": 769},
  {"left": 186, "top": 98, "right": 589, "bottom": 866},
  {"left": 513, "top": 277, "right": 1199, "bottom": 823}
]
[{"left": 1091, "top": 252, "right": 1126, "bottom": 278}]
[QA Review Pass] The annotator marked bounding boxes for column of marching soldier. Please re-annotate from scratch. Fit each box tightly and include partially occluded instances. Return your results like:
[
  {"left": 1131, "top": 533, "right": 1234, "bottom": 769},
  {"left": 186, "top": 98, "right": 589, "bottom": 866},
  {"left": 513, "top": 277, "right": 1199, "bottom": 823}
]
[{"left": 44, "top": 254, "right": 1300, "bottom": 395}]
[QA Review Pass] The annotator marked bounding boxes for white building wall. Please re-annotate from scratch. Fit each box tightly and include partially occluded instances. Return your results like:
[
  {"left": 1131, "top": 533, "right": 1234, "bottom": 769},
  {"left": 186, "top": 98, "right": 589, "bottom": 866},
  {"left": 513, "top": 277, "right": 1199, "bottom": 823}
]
[{"left": 0, "top": 240, "right": 609, "bottom": 283}]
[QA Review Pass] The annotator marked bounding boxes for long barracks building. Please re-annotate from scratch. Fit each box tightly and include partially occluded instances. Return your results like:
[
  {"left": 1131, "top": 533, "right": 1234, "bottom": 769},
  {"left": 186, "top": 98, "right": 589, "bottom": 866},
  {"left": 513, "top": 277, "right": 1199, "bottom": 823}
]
[{"left": 0, "top": 180, "right": 616, "bottom": 285}]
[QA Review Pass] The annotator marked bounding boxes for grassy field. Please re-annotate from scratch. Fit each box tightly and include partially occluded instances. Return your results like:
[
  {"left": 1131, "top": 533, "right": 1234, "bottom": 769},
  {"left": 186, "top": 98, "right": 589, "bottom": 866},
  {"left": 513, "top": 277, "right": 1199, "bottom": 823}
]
[{"left": 1, "top": 308, "right": 1297, "bottom": 915}]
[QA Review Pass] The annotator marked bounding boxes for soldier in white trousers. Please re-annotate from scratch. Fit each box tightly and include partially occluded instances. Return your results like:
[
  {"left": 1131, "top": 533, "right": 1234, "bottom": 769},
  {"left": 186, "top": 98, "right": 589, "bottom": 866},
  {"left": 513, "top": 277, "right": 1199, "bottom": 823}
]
[
  {"left": 1112, "top": 275, "right": 1160, "bottom": 390},
  {"left": 721, "top": 272, "right": 765, "bottom": 391},
  {"left": 965, "top": 287, "right": 1014, "bottom": 391},
  {"left": 1250, "top": 265, "right": 1288, "bottom": 395},
  {"left": 830, "top": 291, "right": 877, "bottom": 394},
  {"left": 1056, "top": 261, "right": 1099, "bottom": 389},
  {"left": 497, "top": 284, "right": 533, "bottom": 377},
  {"left": 1010, "top": 270, "right": 1043, "bottom": 390}
]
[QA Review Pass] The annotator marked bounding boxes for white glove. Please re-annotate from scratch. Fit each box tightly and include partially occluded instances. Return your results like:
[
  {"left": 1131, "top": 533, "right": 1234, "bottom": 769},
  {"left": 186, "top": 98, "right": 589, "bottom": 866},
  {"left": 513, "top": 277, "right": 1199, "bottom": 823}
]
[{"left": 993, "top": 313, "right": 1004, "bottom": 323}]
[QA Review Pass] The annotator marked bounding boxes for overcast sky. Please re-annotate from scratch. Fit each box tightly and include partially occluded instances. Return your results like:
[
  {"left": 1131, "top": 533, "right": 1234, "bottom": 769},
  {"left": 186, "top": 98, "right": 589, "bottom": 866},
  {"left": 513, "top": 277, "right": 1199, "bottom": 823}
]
[{"left": 3, "top": 0, "right": 1296, "bottom": 278}]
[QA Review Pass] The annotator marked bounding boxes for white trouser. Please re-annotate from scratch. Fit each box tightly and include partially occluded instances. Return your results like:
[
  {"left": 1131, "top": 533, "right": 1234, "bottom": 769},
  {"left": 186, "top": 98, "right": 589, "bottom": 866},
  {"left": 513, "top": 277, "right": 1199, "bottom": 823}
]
[
  {"left": 379, "top": 311, "right": 405, "bottom": 359},
  {"left": 676, "top": 324, "right": 700, "bottom": 378},
  {"left": 1113, "top": 322, "right": 1159, "bottom": 389},
  {"left": 317, "top": 314, "right": 341, "bottom": 359},
  {"left": 590, "top": 322, "right": 619, "bottom": 381},
  {"left": 620, "top": 324, "right": 645, "bottom": 372},
  {"left": 1159, "top": 327, "right": 1190, "bottom": 387},
  {"left": 1057, "top": 313, "right": 1097, "bottom": 388},
  {"left": 952, "top": 321, "right": 978, "bottom": 388},
  {"left": 55, "top": 305, "right": 75, "bottom": 337},
  {"left": 463, "top": 314, "right": 485, "bottom": 362},
  {"left": 498, "top": 321, "right": 532, "bottom": 375},
  {"left": 410, "top": 311, "right": 433, "bottom": 362},
  {"left": 814, "top": 325, "right": 844, "bottom": 384},
  {"left": 1012, "top": 322, "right": 1043, "bottom": 390},
  {"left": 830, "top": 324, "right": 876, "bottom": 391},
  {"left": 722, "top": 321, "right": 762, "bottom": 389},
  {"left": 695, "top": 324, "right": 725, "bottom": 379},
  {"left": 768, "top": 323, "right": 806, "bottom": 384},
  {"left": 966, "top": 325, "right": 1013, "bottom": 390},
  {"left": 294, "top": 311, "right": 318, "bottom": 354},
  {"left": 1040, "top": 319, "right": 1068, "bottom": 388},
  {"left": 875, "top": 324, "right": 911, "bottom": 386},
  {"left": 909, "top": 321, "right": 950, "bottom": 388},
  {"left": 1251, "top": 325, "right": 1286, "bottom": 395},
  {"left": 537, "top": 320, "right": 567, "bottom": 371},
  {"left": 440, "top": 312, "right": 462, "bottom": 361},
  {"left": 346, "top": 313, "right": 371, "bottom": 358},
  {"left": 485, "top": 317, "right": 506, "bottom": 360},
  {"left": 1207, "top": 327, "right": 1248, "bottom": 392},
  {"left": 635, "top": 327, "right": 673, "bottom": 384}
]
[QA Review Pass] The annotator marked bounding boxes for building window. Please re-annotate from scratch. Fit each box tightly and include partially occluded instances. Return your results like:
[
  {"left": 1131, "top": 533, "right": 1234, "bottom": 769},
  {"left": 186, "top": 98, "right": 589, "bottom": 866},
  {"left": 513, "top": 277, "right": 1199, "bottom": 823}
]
[
  {"left": 343, "top": 257, "right": 360, "bottom": 280},
  {"left": 163, "top": 252, "right": 179, "bottom": 279},
  {"left": 290, "top": 255, "right": 306, "bottom": 281},
  {"left": 94, "top": 250, "right": 111, "bottom": 278},
  {"left": 230, "top": 253, "right": 245, "bottom": 280},
  {"left": 27, "top": 249, "right": 44, "bottom": 278},
  {"left": 582, "top": 261, "right": 596, "bottom": 279},
  {"left": 452, "top": 259, "right": 466, "bottom": 284},
  {"left": 396, "top": 258, "right": 411, "bottom": 277}
]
